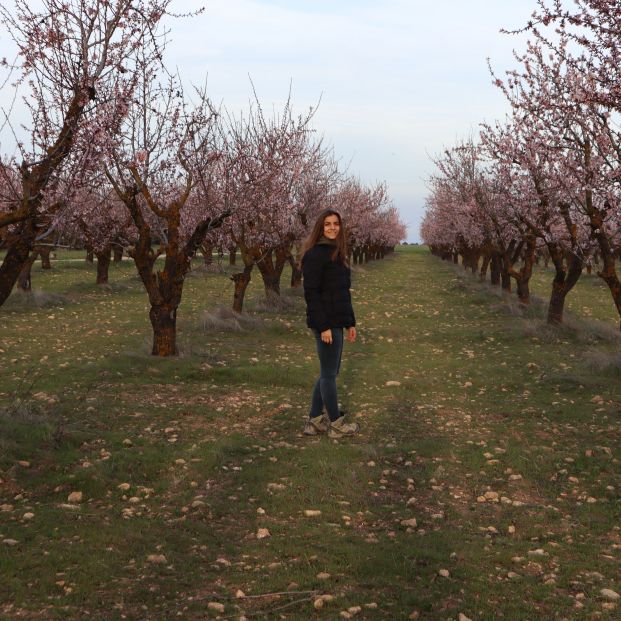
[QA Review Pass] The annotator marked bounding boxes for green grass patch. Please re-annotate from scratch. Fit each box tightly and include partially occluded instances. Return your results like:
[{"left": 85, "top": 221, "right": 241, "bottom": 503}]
[{"left": 0, "top": 247, "right": 619, "bottom": 619}]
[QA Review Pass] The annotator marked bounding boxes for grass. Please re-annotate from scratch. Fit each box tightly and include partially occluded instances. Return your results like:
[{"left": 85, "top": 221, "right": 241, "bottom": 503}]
[{"left": 0, "top": 247, "right": 620, "bottom": 620}]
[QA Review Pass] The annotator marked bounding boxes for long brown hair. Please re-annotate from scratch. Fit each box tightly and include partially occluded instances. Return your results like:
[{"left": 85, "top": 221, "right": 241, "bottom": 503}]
[{"left": 300, "top": 209, "right": 348, "bottom": 265}]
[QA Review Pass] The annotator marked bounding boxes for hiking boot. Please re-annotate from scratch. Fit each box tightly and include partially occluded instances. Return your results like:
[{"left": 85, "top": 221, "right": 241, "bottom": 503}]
[
  {"left": 328, "top": 415, "right": 360, "bottom": 438},
  {"left": 303, "top": 413, "right": 329, "bottom": 435}
]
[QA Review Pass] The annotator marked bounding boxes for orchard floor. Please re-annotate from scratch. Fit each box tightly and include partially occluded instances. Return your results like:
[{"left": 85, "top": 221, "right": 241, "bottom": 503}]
[{"left": 1, "top": 247, "right": 620, "bottom": 620}]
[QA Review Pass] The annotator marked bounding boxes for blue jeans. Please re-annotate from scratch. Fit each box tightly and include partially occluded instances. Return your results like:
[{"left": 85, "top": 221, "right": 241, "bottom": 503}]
[{"left": 309, "top": 328, "right": 343, "bottom": 422}]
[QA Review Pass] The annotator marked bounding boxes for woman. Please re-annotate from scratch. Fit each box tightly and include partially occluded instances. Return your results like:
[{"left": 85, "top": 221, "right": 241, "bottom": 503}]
[{"left": 300, "top": 209, "right": 360, "bottom": 438}]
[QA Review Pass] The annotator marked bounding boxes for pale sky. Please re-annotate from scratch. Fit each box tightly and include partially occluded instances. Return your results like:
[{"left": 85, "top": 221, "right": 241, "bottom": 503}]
[
  {"left": 167, "top": 0, "right": 534, "bottom": 242},
  {"left": 0, "top": 0, "right": 535, "bottom": 241}
]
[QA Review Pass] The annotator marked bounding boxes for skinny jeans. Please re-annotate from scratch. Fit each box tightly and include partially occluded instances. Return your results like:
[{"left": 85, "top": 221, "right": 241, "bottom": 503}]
[{"left": 309, "top": 328, "right": 343, "bottom": 422}]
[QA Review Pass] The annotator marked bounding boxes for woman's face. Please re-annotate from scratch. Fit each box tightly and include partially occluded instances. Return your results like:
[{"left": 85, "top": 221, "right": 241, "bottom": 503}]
[{"left": 323, "top": 214, "right": 340, "bottom": 240}]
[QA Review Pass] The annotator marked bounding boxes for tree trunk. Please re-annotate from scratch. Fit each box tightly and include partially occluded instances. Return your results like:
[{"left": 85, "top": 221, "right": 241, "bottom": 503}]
[
  {"left": 512, "top": 236, "right": 536, "bottom": 304},
  {"left": 113, "top": 246, "right": 124, "bottom": 263},
  {"left": 501, "top": 269, "right": 511, "bottom": 292},
  {"left": 0, "top": 220, "right": 36, "bottom": 305},
  {"left": 547, "top": 247, "right": 583, "bottom": 324},
  {"left": 479, "top": 254, "right": 491, "bottom": 281},
  {"left": 39, "top": 246, "right": 52, "bottom": 269},
  {"left": 149, "top": 304, "right": 177, "bottom": 356},
  {"left": 490, "top": 254, "right": 501, "bottom": 286},
  {"left": 17, "top": 253, "right": 37, "bottom": 292},
  {"left": 231, "top": 264, "right": 253, "bottom": 313},
  {"left": 95, "top": 246, "right": 112, "bottom": 284},
  {"left": 229, "top": 248, "right": 237, "bottom": 266},
  {"left": 201, "top": 241, "right": 213, "bottom": 266},
  {"left": 85, "top": 250, "right": 94, "bottom": 264},
  {"left": 256, "top": 250, "right": 281, "bottom": 301},
  {"left": 289, "top": 254, "right": 302, "bottom": 288}
]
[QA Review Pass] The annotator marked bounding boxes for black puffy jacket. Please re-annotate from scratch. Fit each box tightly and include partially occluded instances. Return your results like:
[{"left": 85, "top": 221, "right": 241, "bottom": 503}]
[{"left": 302, "top": 242, "right": 356, "bottom": 332}]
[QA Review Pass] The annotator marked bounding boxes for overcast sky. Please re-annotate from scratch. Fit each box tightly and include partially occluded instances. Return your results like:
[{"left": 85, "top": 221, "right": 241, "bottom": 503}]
[
  {"left": 167, "top": 0, "right": 535, "bottom": 241},
  {"left": 0, "top": 0, "right": 536, "bottom": 241}
]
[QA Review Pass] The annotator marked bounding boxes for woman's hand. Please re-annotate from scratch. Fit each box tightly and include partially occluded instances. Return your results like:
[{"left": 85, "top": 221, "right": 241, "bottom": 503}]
[
  {"left": 346, "top": 326, "right": 357, "bottom": 343},
  {"left": 320, "top": 329, "right": 333, "bottom": 344}
]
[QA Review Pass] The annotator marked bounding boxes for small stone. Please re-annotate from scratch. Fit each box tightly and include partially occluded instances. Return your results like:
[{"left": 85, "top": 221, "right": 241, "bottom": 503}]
[
  {"left": 3, "top": 539, "right": 19, "bottom": 546},
  {"left": 23, "top": 512, "right": 34, "bottom": 520},
  {"left": 174, "top": 459, "right": 186, "bottom": 465},
  {"left": 304, "top": 509, "right": 322, "bottom": 517},
  {"left": 146, "top": 554, "right": 167, "bottom": 564},
  {"left": 207, "top": 602, "right": 225, "bottom": 613},
  {"left": 340, "top": 613, "right": 352, "bottom": 620},
  {"left": 256, "top": 507, "right": 266, "bottom": 515},
  {"left": 507, "top": 572, "right": 520, "bottom": 579},
  {"left": 400, "top": 518, "right": 418, "bottom": 528},
  {"left": 267, "top": 482, "right": 286, "bottom": 492},
  {"left": 321, "top": 594, "right": 334, "bottom": 602},
  {"left": 438, "top": 568, "right": 450, "bottom": 578},
  {"left": 601, "top": 589, "right": 620, "bottom": 601},
  {"left": 347, "top": 606, "right": 362, "bottom": 615},
  {"left": 17, "top": 460, "right": 30, "bottom": 468},
  {"left": 0, "top": 504, "right": 14, "bottom": 512},
  {"left": 367, "top": 460, "right": 376, "bottom": 467},
  {"left": 365, "top": 602, "right": 378, "bottom": 609},
  {"left": 67, "top": 491, "right": 83, "bottom": 504},
  {"left": 408, "top": 612, "right": 420, "bottom": 620},
  {"left": 484, "top": 491, "right": 499, "bottom": 502},
  {"left": 256, "top": 528, "right": 271, "bottom": 539},
  {"left": 123, "top": 438, "right": 133, "bottom": 447},
  {"left": 406, "top": 497, "right": 416, "bottom": 506},
  {"left": 316, "top": 572, "right": 330, "bottom": 580},
  {"left": 117, "top": 483, "right": 131, "bottom": 491},
  {"left": 314, "top": 598, "right": 324, "bottom": 609},
  {"left": 458, "top": 614, "right": 473, "bottom": 621},
  {"left": 235, "top": 589, "right": 245, "bottom": 598},
  {"left": 508, "top": 525, "right": 516, "bottom": 535},
  {"left": 385, "top": 381, "right": 401, "bottom": 386},
  {"left": 528, "top": 549, "right": 547, "bottom": 557}
]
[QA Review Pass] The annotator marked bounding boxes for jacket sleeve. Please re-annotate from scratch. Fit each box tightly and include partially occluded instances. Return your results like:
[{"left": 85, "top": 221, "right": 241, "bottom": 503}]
[{"left": 302, "top": 247, "right": 330, "bottom": 332}]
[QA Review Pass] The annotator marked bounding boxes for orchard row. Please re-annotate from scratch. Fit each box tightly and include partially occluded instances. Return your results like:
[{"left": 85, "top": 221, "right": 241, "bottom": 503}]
[
  {"left": 0, "top": 1, "right": 406, "bottom": 356},
  {"left": 421, "top": 0, "right": 621, "bottom": 329}
]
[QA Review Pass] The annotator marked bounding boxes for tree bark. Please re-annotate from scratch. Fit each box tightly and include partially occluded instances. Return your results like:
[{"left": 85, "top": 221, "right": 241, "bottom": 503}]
[
  {"left": 149, "top": 304, "right": 177, "bottom": 356},
  {"left": 231, "top": 264, "right": 253, "bottom": 313},
  {"left": 547, "top": 249, "right": 583, "bottom": 324},
  {"left": 95, "top": 246, "right": 112, "bottom": 285},
  {"left": 229, "top": 248, "right": 237, "bottom": 266},
  {"left": 38, "top": 246, "right": 52, "bottom": 269},
  {"left": 256, "top": 250, "right": 281, "bottom": 301},
  {"left": 289, "top": 254, "right": 302, "bottom": 288},
  {"left": 490, "top": 253, "right": 501, "bottom": 286},
  {"left": 511, "top": 235, "right": 536, "bottom": 304},
  {"left": 479, "top": 254, "right": 491, "bottom": 281},
  {"left": 0, "top": 220, "right": 36, "bottom": 304},
  {"left": 17, "top": 252, "right": 37, "bottom": 292},
  {"left": 113, "top": 246, "right": 124, "bottom": 263},
  {"left": 85, "top": 250, "right": 94, "bottom": 264},
  {"left": 201, "top": 240, "right": 213, "bottom": 266}
]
